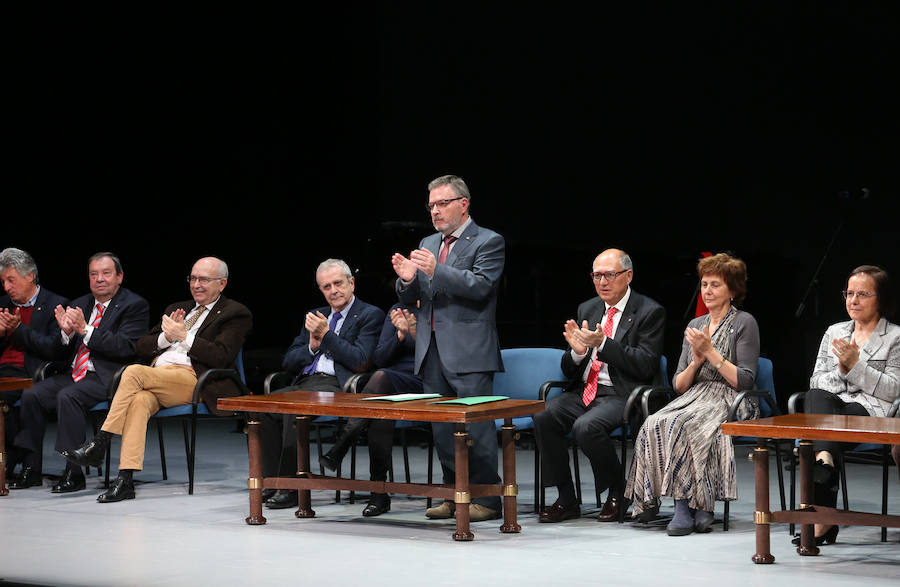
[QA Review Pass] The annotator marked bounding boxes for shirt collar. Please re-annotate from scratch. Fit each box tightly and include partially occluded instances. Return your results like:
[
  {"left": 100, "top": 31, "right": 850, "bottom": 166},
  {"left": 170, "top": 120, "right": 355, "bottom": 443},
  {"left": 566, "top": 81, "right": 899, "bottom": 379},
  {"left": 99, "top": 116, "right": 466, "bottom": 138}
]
[
  {"left": 446, "top": 217, "right": 472, "bottom": 241},
  {"left": 13, "top": 286, "right": 41, "bottom": 308},
  {"left": 606, "top": 286, "right": 631, "bottom": 314}
]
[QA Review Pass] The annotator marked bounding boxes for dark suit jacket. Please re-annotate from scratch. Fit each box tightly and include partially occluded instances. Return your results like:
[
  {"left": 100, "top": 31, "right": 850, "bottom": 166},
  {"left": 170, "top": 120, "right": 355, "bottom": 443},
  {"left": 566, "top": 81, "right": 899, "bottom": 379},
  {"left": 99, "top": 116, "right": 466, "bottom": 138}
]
[
  {"left": 1, "top": 287, "right": 70, "bottom": 377},
  {"left": 282, "top": 297, "right": 384, "bottom": 388},
  {"left": 64, "top": 288, "right": 150, "bottom": 388},
  {"left": 561, "top": 288, "right": 666, "bottom": 400},
  {"left": 136, "top": 295, "right": 252, "bottom": 416},
  {"left": 396, "top": 219, "right": 505, "bottom": 374}
]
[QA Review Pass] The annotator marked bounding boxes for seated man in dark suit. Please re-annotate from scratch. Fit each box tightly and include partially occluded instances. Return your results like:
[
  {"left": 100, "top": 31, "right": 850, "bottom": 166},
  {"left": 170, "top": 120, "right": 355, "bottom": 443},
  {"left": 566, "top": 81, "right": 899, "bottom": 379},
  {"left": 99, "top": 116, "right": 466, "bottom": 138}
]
[
  {"left": 534, "top": 248, "right": 665, "bottom": 522},
  {"left": 0, "top": 247, "right": 70, "bottom": 480},
  {"left": 12, "top": 252, "right": 149, "bottom": 493},
  {"left": 261, "top": 258, "right": 384, "bottom": 510},
  {"left": 64, "top": 256, "right": 252, "bottom": 502}
]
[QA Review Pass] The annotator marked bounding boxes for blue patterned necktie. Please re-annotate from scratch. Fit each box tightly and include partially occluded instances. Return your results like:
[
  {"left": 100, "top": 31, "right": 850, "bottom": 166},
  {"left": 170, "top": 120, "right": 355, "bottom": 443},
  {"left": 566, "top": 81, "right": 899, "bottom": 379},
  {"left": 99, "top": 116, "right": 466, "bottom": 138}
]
[{"left": 303, "top": 311, "right": 342, "bottom": 375}]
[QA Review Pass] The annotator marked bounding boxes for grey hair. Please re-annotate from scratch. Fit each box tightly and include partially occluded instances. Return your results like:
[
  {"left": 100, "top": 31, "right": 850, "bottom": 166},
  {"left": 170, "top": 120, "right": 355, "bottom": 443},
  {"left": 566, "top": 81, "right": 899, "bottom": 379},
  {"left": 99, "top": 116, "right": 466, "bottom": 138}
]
[
  {"left": 427, "top": 174, "right": 471, "bottom": 202},
  {"left": 0, "top": 247, "right": 39, "bottom": 284},
  {"left": 88, "top": 252, "right": 124, "bottom": 275},
  {"left": 316, "top": 258, "right": 353, "bottom": 282},
  {"left": 618, "top": 251, "right": 633, "bottom": 271}
]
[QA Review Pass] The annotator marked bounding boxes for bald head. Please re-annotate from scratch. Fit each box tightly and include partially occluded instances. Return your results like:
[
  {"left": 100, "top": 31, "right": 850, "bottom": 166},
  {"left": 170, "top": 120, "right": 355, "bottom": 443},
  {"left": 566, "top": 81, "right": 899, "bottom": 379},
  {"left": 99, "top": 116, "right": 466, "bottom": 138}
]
[{"left": 591, "top": 248, "right": 633, "bottom": 305}]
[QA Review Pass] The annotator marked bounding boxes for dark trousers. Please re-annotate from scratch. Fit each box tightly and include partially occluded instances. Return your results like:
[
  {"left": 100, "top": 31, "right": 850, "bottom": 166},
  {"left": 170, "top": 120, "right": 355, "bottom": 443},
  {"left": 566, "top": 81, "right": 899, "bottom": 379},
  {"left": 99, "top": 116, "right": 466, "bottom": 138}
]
[
  {"left": 14, "top": 371, "right": 107, "bottom": 469},
  {"left": 804, "top": 388, "right": 870, "bottom": 455},
  {"left": 259, "top": 374, "right": 342, "bottom": 478},
  {"left": 534, "top": 388, "right": 626, "bottom": 499},
  {"left": 420, "top": 337, "right": 501, "bottom": 511}
]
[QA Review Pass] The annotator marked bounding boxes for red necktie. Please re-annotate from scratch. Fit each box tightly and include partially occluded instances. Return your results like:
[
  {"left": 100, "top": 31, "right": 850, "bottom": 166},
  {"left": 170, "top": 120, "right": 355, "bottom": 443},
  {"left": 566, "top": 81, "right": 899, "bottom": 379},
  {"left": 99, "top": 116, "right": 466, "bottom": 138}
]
[
  {"left": 72, "top": 303, "right": 105, "bottom": 382},
  {"left": 438, "top": 236, "right": 457, "bottom": 264},
  {"left": 432, "top": 236, "right": 458, "bottom": 327},
  {"left": 582, "top": 306, "right": 617, "bottom": 406}
]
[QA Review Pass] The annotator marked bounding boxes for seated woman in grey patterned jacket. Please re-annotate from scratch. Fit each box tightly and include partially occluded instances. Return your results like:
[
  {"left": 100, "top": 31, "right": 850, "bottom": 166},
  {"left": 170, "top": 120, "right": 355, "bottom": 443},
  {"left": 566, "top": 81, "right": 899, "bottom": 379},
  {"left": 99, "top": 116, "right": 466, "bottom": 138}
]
[{"left": 794, "top": 264, "right": 899, "bottom": 546}]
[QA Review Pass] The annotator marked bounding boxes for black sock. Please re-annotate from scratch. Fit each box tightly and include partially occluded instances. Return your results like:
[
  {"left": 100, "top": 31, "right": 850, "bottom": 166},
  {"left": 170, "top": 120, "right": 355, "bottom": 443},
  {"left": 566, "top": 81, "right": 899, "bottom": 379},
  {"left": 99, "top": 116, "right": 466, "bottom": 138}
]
[
  {"left": 118, "top": 469, "right": 134, "bottom": 482},
  {"left": 65, "top": 461, "right": 85, "bottom": 476},
  {"left": 557, "top": 482, "right": 577, "bottom": 506},
  {"left": 95, "top": 430, "right": 112, "bottom": 443}
]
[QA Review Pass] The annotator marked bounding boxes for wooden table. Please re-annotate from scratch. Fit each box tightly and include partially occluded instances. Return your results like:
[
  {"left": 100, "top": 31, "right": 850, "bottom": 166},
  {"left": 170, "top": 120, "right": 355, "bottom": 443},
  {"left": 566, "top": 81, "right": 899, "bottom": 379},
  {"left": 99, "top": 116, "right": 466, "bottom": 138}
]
[
  {"left": 0, "top": 377, "right": 33, "bottom": 496},
  {"left": 218, "top": 390, "right": 545, "bottom": 541},
  {"left": 722, "top": 414, "right": 900, "bottom": 563}
]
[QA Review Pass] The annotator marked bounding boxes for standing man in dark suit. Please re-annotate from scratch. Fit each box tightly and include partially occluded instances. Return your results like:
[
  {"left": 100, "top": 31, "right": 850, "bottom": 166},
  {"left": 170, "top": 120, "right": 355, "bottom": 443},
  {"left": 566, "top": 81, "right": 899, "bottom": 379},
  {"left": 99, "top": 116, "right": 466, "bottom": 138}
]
[
  {"left": 12, "top": 252, "right": 149, "bottom": 493},
  {"left": 64, "top": 256, "right": 252, "bottom": 502},
  {"left": 534, "top": 248, "right": 665, "bottom": 523},
  {"left": 391, "top": 174, "right": 505, "bottom": 522},
  {"left": 261, "top": 258, "right": 384, "bottom": 510},
  {"left": 0, "top": 247, "right": 70, "bottom": 481}
]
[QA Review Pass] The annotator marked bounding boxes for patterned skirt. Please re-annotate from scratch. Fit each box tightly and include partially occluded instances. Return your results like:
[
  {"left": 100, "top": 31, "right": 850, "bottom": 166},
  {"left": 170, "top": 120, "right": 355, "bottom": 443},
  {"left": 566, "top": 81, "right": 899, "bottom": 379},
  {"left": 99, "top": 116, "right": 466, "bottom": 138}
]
[{"left": 625, "top": 380, "right": 758, "bottom": 514}]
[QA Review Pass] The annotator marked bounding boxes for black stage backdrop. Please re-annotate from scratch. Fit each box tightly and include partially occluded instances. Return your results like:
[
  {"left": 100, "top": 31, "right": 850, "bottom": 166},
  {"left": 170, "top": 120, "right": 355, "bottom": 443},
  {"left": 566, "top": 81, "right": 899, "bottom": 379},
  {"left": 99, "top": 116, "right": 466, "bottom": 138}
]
[{"left": 5, "top": 5, "right": 898, "bottom": 407}]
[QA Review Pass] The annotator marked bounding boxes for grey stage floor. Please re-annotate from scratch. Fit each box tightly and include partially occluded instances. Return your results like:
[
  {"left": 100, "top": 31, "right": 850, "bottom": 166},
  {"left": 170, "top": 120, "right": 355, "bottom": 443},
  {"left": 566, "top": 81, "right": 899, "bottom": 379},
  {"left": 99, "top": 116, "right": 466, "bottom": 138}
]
[{"left": 1, "top": 420, "right": 897, "bottom": 587}]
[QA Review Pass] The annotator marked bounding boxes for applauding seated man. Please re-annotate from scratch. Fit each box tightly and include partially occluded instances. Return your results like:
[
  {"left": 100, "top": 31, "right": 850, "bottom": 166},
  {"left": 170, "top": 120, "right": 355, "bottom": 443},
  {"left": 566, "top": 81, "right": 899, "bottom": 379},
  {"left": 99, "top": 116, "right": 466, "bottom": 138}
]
[
  {"left": 0, "top": 247, "right": 70, "bottom": 480},
  {"left": 319, "top": 301, "right": 423, "bottom": 517},
  {"left": 64, "top": 256, "right": 251, "bottom": 502},
  {"left": 13, "top": 252, "right": 149, "bottom": 493},
  {"left": 260, "top": 258, "right": 384, "bottom": 510},
  {"left": 534, "top": 248, "right": 665, "bottom": 523}
]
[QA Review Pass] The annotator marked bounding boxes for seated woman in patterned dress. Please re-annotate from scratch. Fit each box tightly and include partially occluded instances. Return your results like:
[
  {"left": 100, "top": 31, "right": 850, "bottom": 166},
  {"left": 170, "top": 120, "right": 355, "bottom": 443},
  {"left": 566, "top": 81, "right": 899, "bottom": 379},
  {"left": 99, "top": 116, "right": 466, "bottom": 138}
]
[
  {"left": 625, "top": 253, "right": 760, "bottom": 536},
  {"left": 792, "top": 265, "right": 899, "bottom": 546}
]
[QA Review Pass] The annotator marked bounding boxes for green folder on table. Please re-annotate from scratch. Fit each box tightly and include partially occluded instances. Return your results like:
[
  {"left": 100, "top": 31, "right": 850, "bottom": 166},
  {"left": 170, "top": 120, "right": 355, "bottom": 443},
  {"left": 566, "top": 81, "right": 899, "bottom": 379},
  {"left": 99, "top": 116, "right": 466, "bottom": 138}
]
[
  {"left": 431, "top": 395, "right": 509, "bottom": 406},
  {"left": 360, "top": 393, "right": 442, "bottom": 402}
]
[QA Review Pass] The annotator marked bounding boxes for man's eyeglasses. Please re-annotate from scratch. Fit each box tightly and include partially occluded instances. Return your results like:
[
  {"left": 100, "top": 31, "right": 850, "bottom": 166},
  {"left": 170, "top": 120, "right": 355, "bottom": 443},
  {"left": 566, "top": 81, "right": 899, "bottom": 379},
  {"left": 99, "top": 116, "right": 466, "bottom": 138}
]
[
  {"left": 425, "top": 197, "right": 464, "bottom": 213},
  {"left": 841, "top": 290, "right": 876, "bottom": 300},
  {"left": 187, "top": 276, "right": 223, "bottom": 285},
  {"left": 590, "top": 270, "right": 629, "bottom": 282}
]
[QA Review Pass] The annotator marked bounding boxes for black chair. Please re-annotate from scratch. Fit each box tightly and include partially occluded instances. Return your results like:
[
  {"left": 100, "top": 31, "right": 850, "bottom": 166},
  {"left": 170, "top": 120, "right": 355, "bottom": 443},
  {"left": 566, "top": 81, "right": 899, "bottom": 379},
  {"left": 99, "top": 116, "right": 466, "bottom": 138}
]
[
  {"left": 538, "top": 355, "right": 668, "bottom": 521},
  {"left": 787, "top": 393, "right": 898, "bottom": 542},
  {"left": 636, "top": 356, "right": 784, "bottom": 531},
  {"left": 101, "top": 350, "right": 248, "bottom": 495},
  {"left": 262, "top": 369, "right": 349, "bottom": 502}
]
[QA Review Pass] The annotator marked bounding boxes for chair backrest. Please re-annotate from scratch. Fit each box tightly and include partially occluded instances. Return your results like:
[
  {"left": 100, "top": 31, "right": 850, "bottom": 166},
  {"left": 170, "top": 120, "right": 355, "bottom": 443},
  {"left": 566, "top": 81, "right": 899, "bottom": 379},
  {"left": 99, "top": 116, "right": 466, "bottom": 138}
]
[
  {"left": 754, "top": 357, "right": 776, "bottom": 417},
  {"left": 492, "top": 347, "right": 566, "bottom": 400},
  {"left": 234, "top": 348, "right": 246, "bottom": 384},
  {"left": 658, "top": 355, "right": 669, "bottom": 387}
]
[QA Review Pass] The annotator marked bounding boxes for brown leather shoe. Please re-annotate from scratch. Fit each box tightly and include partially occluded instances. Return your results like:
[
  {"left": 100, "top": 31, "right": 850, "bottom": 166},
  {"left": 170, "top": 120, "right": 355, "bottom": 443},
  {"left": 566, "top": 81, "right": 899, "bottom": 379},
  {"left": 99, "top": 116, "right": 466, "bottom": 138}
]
[
  {"left": 539, "top": 499, "right": 580, "bottom": 523},
  {"left": 596, "top": 494, "right": 626, "bottom": 522},
  {"left": 425, "top": 500, "right": 455, "bottom": 519},
  {"left": 469, "top": 504, "right": 501, "bottom": 522}
]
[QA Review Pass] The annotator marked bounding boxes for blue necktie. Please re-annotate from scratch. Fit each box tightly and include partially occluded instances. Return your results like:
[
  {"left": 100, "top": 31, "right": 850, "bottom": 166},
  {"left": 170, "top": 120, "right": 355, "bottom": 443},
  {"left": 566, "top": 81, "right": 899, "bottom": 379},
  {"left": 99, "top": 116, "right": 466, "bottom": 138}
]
[{"left": 303, "top": 311, "right": 342, "bottom": 375}]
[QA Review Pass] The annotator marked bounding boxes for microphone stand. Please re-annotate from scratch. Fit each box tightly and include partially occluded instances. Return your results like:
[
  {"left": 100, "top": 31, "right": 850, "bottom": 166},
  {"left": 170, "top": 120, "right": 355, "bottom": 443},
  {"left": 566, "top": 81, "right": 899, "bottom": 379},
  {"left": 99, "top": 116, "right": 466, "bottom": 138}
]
[{"left": 794, "top": 219, "right": 844, "bottom": 319}]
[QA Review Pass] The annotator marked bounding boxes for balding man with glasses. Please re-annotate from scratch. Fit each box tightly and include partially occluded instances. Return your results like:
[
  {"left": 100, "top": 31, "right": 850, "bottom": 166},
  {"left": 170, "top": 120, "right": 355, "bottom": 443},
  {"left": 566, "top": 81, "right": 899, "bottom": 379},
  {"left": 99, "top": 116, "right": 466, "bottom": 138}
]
[
  {"left": 64, "top": 256, "right": 252, "bottom": 502},
  {"left": 534, "top": 248, "right": 665, "bottom": 523}
]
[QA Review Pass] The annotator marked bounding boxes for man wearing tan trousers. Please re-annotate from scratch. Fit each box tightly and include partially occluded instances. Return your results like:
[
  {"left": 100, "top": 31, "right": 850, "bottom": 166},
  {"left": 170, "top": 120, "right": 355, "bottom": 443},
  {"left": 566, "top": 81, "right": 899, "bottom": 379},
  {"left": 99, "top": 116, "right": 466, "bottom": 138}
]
[{"left": 63, "top": 256, "right": 252, "bottom": 502}]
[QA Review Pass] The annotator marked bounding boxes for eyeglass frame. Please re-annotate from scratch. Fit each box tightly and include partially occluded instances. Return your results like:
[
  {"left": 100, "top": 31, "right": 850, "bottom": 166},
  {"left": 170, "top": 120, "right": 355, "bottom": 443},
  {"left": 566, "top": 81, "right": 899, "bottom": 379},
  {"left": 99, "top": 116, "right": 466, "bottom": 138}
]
[
  {"left": 841, "top": 289, "right": 876, "bottom": 300},
  {"left": 425, "top": 197, "right": 465, "bottom": 213},
  {"left": 186, "top": 275, "right": 226, "bottom": 285},
  {"left": 590, "top": 269, "right": 631, "bottom": 282}
]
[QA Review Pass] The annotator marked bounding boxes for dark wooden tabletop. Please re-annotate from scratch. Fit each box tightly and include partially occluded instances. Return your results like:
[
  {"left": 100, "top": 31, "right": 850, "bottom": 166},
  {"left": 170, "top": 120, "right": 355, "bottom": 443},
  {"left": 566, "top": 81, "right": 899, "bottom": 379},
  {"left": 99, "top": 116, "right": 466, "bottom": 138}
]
[
  {"left": 0, "top": 377, "right": 32, "bottom": 393},
  {"left": 218, "top": 390, "right": 545, "bottom": 424},
  {"left": 722, "top": 413, "right": 900, "bottom": 444}
]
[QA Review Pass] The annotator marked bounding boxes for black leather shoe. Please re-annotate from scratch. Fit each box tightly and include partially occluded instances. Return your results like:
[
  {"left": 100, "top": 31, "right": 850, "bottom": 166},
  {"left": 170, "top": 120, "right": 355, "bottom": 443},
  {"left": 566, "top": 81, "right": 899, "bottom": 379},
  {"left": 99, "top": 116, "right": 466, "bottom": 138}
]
[
  {"left": 97, "top": 477, "right": 135, "bottom": 503},
  {"left": 539, "top": 499, "right": 580, "bottom": 523},
  {"left": 51, "top": 468, "right": 86, "bottom": 493},
  {"left": 8, "top": 466, "right": 42, "bottom": 489},
  {"left": 792, "top": 525, "right": 839, "bottom": 546},
  {"left": 265, "top": 490, "right": 298, "bottom": 509},
  {"left": 62, "top": 434, "right": 110, "bottom": 468},
  {"left": 261, "top": 488, "right": 277, "bottom": 502},
  {"left": 321, "top": 418, "right": 367, "bottom": 472},
  {"left": 362, "top": 494, "right": 391, "bottom": 517},
  {"left": 597, "top": 494, "right": 627, "bottom": 522}
]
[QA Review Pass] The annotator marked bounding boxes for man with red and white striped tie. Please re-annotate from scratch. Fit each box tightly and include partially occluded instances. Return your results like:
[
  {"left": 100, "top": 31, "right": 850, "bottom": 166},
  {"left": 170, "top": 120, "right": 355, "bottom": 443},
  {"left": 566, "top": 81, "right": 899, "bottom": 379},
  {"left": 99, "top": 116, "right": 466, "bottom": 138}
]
[
  {"left": 533, "top": 249, "right": 665, "bottom": 524},
  {"left": 11, "top": 252, "right": 149, "bottom": 493}
]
